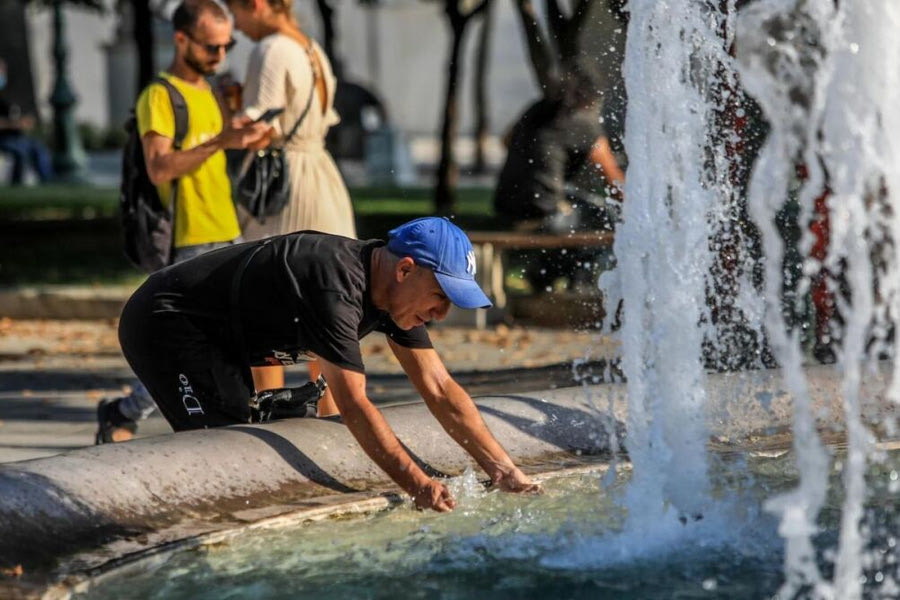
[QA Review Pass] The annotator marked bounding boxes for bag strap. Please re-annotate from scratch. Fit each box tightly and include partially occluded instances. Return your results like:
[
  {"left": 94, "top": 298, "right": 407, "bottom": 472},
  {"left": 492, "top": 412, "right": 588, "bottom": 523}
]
[
  {"left": 155, "top": 77, "right": 190, "bottom": 151},
  {"left": 230, "top": 240, "right": 272, "bottom": 368},
  {"left": 153, "top": 76, "right": 189, "bottom": 262},
  {"left": 282, "top": 47, "right": 318, "bottom": 143}
]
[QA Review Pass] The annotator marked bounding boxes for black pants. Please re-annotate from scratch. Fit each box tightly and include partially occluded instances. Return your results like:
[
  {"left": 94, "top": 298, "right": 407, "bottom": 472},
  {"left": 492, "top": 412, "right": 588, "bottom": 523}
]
[{"left": 118, "top": 283, "right": 253, "bottom": 431}]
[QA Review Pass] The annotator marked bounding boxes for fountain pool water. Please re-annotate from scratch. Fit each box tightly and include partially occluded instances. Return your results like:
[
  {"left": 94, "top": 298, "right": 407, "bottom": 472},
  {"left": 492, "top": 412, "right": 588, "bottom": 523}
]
[{"left": 76, "top": 451, "right": 900, "bottom": 599}]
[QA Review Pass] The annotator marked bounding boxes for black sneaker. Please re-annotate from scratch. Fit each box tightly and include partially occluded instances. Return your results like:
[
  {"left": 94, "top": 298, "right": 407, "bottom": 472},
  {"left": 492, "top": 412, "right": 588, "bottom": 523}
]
[
  {"left": 95, "top": 398, "right": 138, "bottom": 445},
  {"left": 252, "top": 377, "right": 327, "bottom": 423}
]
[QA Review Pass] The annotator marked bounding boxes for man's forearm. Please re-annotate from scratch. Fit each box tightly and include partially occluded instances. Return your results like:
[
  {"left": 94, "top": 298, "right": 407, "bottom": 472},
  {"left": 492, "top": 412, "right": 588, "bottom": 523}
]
[
  {"left": 340, "top": 397, "right": 431, "bottom": 495},
  {"left": 146, "top": 136, "right": 224, "bottom": 184},
  {"left": 425, "top": 379, "right": 517, "bottom": 479}
]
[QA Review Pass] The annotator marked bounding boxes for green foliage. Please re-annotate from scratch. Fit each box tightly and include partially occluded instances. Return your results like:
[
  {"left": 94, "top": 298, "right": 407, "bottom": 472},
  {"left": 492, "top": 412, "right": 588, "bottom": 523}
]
[
  {"left": 77, "top": 122, "right": 128, "bottom": 151},
  {"left": 0, "top": 185, "right": 119, "bottom": 220},
  {"left": 0, "top": 185, "right": 494, "bottom": 221},
  {"left": 0, "top": 185, "right": 498, "bottom": 284}
]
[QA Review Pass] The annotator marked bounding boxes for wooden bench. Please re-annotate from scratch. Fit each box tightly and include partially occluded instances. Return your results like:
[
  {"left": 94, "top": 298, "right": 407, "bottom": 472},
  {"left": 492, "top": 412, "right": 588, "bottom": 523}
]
[{"left": 467, "top": 230, "right": 615, "bottom": 328}]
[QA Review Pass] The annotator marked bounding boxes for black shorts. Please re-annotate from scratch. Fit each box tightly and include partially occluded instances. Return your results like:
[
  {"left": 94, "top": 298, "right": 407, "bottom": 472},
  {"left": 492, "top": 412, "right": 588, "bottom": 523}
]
[{"left": 118, "top": 284, "right": 254, "bottom": 431}]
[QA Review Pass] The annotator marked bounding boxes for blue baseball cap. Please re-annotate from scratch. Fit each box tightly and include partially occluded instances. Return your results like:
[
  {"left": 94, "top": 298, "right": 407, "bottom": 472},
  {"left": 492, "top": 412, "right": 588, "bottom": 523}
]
[{"left": 387, "top": 217, "right": 492, "bottom": 310}]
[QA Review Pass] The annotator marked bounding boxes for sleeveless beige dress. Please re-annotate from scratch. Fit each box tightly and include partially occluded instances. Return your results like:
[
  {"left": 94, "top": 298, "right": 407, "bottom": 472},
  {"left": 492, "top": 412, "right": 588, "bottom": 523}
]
[{"left": 240, "top": 33, "right": 356, "bottom": 239}]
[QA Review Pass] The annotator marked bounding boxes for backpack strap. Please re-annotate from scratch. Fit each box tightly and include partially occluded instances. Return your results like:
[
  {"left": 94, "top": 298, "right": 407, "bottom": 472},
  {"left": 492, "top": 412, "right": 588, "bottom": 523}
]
[
  {"left": 154, "top": 76, "right": 189, "bottom": 150},
  {"left": 152, "top": 76, "right": 189, "bottom": 261}
]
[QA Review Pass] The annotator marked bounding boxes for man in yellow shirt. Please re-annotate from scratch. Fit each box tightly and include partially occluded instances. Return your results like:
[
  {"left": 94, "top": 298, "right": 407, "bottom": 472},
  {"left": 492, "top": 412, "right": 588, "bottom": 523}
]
[
  {"left": 138, "top": 0, "right": 270, "bottom": 258},
  {"left": 97, "top": 0, "right": 271, "bottom": 443}
]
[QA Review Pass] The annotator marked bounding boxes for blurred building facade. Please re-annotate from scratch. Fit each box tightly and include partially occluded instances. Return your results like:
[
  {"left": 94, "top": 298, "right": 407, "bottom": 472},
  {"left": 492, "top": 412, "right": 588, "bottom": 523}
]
[{"left": 8, "top": 0, "right": 623, "bottom": 167}]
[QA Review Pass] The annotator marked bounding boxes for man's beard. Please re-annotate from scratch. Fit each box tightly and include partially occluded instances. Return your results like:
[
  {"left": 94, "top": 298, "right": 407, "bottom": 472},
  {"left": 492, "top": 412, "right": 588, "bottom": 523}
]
[{"left": 185, "top": 50, "right": 219, "bottom": 77}]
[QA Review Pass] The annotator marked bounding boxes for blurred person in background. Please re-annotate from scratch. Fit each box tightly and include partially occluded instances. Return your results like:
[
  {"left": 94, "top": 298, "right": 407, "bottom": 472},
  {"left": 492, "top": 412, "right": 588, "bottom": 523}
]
[
  {"left": 0, "top": 57, "right": 53, "bottom": 185},
  {"left": 494, "top": 63, "right": 626, "bottom": 293}
]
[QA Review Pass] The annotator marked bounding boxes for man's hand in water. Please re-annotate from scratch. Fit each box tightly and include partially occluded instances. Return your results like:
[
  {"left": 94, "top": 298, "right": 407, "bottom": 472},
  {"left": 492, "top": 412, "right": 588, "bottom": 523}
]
[
  {"left": 492, "top": 466, "right": 543, "bottom": 494},
  {"left": 414, "top": 480, "right": 456, "bottom": 512}
]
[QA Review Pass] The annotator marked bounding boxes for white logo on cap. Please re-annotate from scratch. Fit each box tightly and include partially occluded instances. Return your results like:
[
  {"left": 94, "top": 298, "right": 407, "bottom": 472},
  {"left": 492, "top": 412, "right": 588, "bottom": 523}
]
[{"left": 466, "top": 250, "right": 476, "bottom": 276}]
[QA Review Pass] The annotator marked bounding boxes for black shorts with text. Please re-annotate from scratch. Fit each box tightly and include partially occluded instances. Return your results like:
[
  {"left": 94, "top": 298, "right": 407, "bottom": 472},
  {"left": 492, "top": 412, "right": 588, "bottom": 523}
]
[{"left": 118, "top": 282, "right": 253, "bottom": 431}]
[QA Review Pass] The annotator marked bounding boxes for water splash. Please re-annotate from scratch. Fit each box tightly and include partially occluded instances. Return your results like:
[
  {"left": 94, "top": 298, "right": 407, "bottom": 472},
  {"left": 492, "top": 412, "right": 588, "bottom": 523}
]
[
  {"left": 603, "top": 0, "right": 738, "bottom": 530},
  {"left": 735, "top": 2, "right": 834, "bottom": 595},
  {"left": 605, "top": 0, "right": 900, "bottom": 597},
  {"left": 736, "top": 1, "right": 900, "bottom": 597}
]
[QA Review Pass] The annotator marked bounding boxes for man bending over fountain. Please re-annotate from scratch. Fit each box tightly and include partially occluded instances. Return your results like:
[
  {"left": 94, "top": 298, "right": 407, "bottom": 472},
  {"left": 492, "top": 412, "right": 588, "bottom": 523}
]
[{"left": 115, "top": 217, "right": 540, "bottom": 511}]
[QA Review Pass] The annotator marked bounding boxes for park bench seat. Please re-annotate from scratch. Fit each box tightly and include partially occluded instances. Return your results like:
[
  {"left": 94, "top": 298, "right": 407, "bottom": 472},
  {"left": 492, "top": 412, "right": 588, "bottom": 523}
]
[{"left": 466, "top": 230, "right": 615, "bottom": 328}]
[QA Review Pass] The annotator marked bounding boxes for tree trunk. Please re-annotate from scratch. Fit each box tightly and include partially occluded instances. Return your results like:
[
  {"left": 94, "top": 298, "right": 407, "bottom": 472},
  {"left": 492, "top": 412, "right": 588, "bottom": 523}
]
[
  {"left": 472, "top": 0, "right": 493, "bottom": 175},
  {"left": 435, "top": 21, "right": 468, "bottom": 214},
  {"left": 315, "top": 0, "right": 342, "bottom": 79},
  {"left": 511, "top": 0, "right": 555, "bottom": 91},
  {"left": 131, "top": 0, "right": 154, "bottom": 92},
  {"left": 0, "top": 2, "right": 38, "bottom": 116}
]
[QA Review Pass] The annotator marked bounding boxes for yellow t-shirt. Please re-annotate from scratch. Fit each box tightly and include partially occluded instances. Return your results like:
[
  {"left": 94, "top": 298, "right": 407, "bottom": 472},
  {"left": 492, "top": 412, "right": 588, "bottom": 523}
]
[{"left": 135, "top": 72, "right": 240, "bottom": 248}]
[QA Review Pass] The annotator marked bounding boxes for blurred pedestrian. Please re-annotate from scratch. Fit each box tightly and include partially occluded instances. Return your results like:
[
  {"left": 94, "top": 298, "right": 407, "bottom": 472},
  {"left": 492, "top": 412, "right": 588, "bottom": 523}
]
[
  {"left": 494, "top": 64, "right": 625, "bottom": 292},
  {"left": 0, "top": 58, "right": 53, "bottom": 185}
]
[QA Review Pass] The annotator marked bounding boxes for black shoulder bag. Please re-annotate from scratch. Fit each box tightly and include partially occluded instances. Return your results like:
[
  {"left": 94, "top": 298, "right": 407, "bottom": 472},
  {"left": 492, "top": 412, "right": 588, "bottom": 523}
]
[{"left": 232, "top": 69, "right": 316, "bottom": 224}]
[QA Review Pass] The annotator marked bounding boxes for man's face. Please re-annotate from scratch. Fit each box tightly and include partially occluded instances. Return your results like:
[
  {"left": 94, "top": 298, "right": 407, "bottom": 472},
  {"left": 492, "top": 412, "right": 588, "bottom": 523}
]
[
  {"left": 388, "top": 260, "right": 452, "bottom": 330},
  {"left": 177, "top": 13, "right": 233, "bottom": 76}
]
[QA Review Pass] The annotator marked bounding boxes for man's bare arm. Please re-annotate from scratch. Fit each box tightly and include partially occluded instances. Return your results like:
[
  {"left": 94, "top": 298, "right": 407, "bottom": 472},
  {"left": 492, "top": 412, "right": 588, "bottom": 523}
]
[
  {"left": 0, "top": 115, "right": 35, "bottom": 132},
  {"left": 317, "top": 357, "right": 456, "bottom": 511},
  {"left": 589, "top": 135, "right": 625, "bottom": 202},
  {"left": 388, "top": 340, "right": 540, "bottom": 492},
  {"left": 141, "top": 116, "right": 270, "bottom": 185}
]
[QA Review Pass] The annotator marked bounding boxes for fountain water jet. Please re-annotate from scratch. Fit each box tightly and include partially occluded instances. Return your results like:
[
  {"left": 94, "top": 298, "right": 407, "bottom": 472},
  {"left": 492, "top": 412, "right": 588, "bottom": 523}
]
[
  {"left": 606, "top": 0, "right": 900, "bottom": 597},
  {"left": 605, "top": 0, "right": 740, "bottom": 531}
]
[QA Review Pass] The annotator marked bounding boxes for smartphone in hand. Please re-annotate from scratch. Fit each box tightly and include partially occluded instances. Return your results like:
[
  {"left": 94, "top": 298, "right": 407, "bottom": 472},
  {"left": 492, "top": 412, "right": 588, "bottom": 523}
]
[{"left": 254, "top": 107, "right": 285, "bottom": 123}]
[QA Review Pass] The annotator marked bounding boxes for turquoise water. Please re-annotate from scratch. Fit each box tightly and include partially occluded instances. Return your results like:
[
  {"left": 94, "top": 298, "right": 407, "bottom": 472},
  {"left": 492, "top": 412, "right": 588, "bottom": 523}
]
[{"left": 77, "top": 451, "right": 899, "bottom": 599}]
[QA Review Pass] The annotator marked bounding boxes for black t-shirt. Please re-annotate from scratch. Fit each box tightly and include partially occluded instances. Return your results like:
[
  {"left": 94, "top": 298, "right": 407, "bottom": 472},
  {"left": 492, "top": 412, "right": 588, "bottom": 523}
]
[
  {"left": 146, "top": 232, "right": 432, "bottom": 372},
  {"left": 494, "top": 98, "right": 605, "bottom": 219}
]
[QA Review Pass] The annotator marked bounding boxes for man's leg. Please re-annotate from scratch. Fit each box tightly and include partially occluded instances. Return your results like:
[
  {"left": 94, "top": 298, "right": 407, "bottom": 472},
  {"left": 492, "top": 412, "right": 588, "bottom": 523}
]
[
  {"left": 0, "top": 135, "right": 27, "bottom": 184},
  {"left": 25, "top": 137, "right": 53, "bottom": 182},
  {"left": 310, "top": 360, "right": 339, "bottom": 417},
  {"left": 97, "top": 238, "right": 247, "bottom": 443},
  {"left": 120, "top": 311, "right": 255, "bottom": 432},
  {"left": 251, "top": 365, "right": 284, "bottom": 392},
  {"left": 96, "top": 383, "right": 157, "bottom": 444}
]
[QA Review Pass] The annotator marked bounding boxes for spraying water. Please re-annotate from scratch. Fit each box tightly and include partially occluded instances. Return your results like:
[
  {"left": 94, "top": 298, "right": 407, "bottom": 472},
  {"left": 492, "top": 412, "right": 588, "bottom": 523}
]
[
  {"left": 606, "top": 0, "right": 900, "bottom": 597},
  {"left": 604, "top": 0, "right": 738, "bottom": 531},
  {"left": 737, "top": 0, "right": 900, "bottom": 597}
]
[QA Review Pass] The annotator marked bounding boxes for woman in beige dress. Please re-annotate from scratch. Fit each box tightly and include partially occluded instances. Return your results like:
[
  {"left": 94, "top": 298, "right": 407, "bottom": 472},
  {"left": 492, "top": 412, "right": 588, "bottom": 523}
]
[
  {"left": 227, "top": 0, "right": 356, "bottom": 413},
  {"left": 228, "top": 0, "right": 356, "bottom": 239}
]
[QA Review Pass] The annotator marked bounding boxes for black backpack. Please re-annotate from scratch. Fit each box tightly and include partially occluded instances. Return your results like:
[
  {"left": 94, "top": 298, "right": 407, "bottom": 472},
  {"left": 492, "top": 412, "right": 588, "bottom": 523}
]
[{"left": 119, "top": 77, "right": 188, "bottom": 273}]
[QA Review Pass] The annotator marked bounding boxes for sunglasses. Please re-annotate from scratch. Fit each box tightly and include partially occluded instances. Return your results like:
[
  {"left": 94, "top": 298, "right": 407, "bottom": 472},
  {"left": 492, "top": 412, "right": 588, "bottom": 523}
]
[{"left": 183, "top": 32, "right": 237, "bottom": 54}]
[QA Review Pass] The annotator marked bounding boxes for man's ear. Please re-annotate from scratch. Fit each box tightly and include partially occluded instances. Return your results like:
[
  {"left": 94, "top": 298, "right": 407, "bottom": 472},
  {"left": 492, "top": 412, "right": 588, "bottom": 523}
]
[
  {"left": 396, "top": 257, "right": 416, "bottom": 282},
  {"left": 174, "top": 29, "right": 189, "bottom": 50}
]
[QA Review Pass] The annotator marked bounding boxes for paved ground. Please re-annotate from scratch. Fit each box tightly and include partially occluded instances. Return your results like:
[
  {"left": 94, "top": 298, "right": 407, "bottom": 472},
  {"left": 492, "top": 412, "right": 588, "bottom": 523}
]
[{"left": 0, "top": 318, "right": 619, "bottom": 464}]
